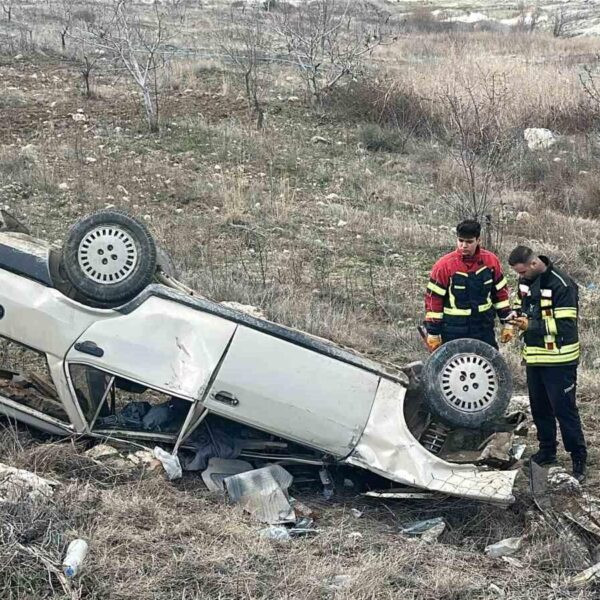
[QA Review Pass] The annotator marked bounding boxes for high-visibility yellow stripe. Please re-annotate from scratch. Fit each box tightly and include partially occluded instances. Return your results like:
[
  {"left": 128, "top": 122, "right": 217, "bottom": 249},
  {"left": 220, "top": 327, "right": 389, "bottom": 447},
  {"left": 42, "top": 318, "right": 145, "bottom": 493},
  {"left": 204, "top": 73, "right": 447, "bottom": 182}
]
[
  {"left": 494, "top": 299, "right": 510, "bottom": 310},
  {"left": 426, "top": 311, "right": 444, "bottom": 320},
  {"left": 541, "top": 299, "right": 552, "bottom": 307},
  {"left": 443, "top": 307, "right": 472, "bottom": 316},
  {"left": 427, "top": 282, "right": 446, "bottom": 296},
  {"left": 455, "top": 271, "right": 468, "bottom": 277},
  {"left": 453, "top": 285, "right": 466, "bottom": 290},
  {"left": 514, "top": 297, "right": 522, "bottom": 307},
  {"left": 478, "top": 301, "right": 493, "bottom": 312},
  {"left": 524, "top": 342, "right": 580, "bottom": 356},
  {"left": 525, "top": 350, "right": 580, "bottom": 365},
  {"left": 475, "top": 266, "right": 487, "bottom": 275},
  {"left": 495, "top": 277, "right": 507, "bottom": 291},
  {"left": 545, "top": 318, "right": 558, "bottom": 336},
  {"left": 554, "top": 307, "right": 577, "bottom": 319},
  {"left": 484, "top": 279, "right": 493, "bottom": 285}
]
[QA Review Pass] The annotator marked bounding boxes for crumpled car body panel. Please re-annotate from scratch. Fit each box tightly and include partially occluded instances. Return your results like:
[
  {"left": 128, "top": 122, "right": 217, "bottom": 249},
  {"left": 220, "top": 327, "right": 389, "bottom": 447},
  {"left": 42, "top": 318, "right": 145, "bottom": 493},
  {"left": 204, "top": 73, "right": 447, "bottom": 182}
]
[{"left": 0, "top": 231, "right": 519, "bottom": 504}]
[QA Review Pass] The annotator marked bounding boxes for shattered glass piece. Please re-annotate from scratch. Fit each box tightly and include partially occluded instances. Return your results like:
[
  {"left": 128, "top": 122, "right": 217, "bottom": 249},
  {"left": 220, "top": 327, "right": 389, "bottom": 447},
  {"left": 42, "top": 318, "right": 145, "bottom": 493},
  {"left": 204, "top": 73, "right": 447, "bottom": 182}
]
[
  {"left": 201, "top": 458, "right": 253, "bottom": 492},
  {"left": 400, "top": 516, "right": 446, "bottom": 542},
  {"left": 224, "top": 464, "right": 295, "bottom": 524},
  {"left": 484, "top": 536, "right": 523, "bottom": 558}
]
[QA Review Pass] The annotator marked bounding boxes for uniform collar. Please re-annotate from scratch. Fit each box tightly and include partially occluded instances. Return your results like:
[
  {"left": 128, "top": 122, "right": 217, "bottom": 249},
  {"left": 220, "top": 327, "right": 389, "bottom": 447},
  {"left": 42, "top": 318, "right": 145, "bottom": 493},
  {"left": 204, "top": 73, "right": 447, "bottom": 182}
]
[{"left": 454, "top": 245, "right": 482, "bottom": 264}]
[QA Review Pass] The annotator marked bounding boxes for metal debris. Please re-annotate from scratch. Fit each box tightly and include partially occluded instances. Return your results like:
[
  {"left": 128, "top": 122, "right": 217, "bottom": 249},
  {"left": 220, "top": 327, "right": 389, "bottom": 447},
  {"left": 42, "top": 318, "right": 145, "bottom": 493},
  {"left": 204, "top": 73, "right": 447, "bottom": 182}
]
[
  {"left": 154, "top": 446, "right": 183, "bottom": 480},
  {"left": 201, "top": 458, "right": 253, "bottom": 492},
  {"left": 400, "top": 517, "right": 446, "bottom": 542},
  {"left": 225, "top": 464, "right": 295, "bottom": 524},
  {"left": 569, "top": 561, "right": 600, "bottom": 588},
  {"left": 259, "top": 526, "right": 291, "bottom": 541},
  {"left": 477, "top": 432, "right": 516, "bottom": 467},
  {"left": 484, "top": 536, "right": 523, "bottom": 558}
]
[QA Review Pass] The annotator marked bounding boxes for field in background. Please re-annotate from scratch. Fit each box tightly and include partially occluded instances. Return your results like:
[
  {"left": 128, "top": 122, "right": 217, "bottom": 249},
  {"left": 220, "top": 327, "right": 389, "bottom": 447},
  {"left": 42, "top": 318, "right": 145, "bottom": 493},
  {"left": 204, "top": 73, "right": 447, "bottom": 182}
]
[{"left": 1, "top": 1, "right": 600, "bottom": 598}]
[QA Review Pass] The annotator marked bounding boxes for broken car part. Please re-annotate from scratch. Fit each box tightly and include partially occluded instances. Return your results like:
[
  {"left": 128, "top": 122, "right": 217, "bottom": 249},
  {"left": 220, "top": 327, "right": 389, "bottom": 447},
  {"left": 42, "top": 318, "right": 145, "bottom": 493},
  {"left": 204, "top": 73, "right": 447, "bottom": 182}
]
[{"left": 0, "top": 211, "right": 521, "bottom": 505}]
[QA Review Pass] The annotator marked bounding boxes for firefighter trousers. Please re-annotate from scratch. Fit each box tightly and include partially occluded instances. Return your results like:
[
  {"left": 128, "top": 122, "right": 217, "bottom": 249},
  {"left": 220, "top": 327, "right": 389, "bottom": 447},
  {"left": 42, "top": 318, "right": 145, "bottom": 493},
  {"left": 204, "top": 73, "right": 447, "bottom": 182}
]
[{"left": 526, "top": 364, "right": 587, "bottom": 459}]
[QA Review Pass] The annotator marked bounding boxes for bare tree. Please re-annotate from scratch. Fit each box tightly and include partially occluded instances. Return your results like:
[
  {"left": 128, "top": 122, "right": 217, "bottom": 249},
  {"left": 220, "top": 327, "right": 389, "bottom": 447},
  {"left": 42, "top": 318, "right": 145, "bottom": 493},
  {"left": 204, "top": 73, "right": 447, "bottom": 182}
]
[
  {"left": 2, "top": 0, "right": 14, "bottom": 22},
  {"left": 73, "top": 0, "right": 180, "bottom": 132},
  {"left": 218, "top": 6, "right": 271, "bottom": 129},
  {"left": 271, "top": 0, "right": 391, "bottom": 103},
  {"left": 439, "top": 70, "right": 513, "bottom": 246}
]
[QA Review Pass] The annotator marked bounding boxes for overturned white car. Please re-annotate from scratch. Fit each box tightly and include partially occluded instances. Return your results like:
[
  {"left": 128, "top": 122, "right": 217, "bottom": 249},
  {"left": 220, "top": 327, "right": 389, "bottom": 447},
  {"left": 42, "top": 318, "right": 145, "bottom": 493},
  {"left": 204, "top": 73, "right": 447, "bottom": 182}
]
[{"left": 0, "top": 211, "right": 521, "bottom": 504}]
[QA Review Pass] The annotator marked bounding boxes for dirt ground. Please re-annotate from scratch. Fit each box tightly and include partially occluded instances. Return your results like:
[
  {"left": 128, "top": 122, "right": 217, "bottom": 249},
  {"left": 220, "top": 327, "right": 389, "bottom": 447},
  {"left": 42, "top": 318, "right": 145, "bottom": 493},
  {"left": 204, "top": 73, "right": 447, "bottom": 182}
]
[{"left": 1, "top": 1, "right": 600, "bottom": 598}]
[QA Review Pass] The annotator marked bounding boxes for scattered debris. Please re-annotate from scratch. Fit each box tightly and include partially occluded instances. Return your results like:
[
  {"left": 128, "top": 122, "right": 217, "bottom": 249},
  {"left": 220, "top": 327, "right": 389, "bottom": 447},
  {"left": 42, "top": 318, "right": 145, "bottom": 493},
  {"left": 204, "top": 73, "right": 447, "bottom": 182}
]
[
  {"left": 0, "top": 462, "right": 58, "bottom": 503},
  {"left": 259, "top": 526, "right": 291, "bottom": 541},
  {"left": 225, "top": 464, "right": 295, "bottom": 524},
  {"left": 484, "top": 536, "right": 523, "bottom": 558},
  {"left": 350, "top": 508, "right": 363, "bottom": 518},
  {"left": 289, "top": 517, "right": 319, "bottom": 536},
  {"left": 201, "top": 458, "right": 253, "bottom": 492},
  {"left": 569, "top": 561, "right": 600, "bottom": 588},
  {"left": 547, "top": 467, "right": 581, "bottom": 494},
  {"left": 477, "top": 432, "right": 516, "bottom": 467},
  {"left": 400, "top": 517, "right": 446, "bottom": 542},
  {"left": 501, "top": 556, "right": 524, "bottom": 568},
  {"left": 311, "top": 135, "right": 331, "bottom": 144},
  {"left": 62, "top": 539, "right": 89, "bottom": 578},
  {"left": 154, "top": 446, "right": 182, "bottom": 480},
  {"left": 365, "top": 488, "right": 439, "bottom": 500}
]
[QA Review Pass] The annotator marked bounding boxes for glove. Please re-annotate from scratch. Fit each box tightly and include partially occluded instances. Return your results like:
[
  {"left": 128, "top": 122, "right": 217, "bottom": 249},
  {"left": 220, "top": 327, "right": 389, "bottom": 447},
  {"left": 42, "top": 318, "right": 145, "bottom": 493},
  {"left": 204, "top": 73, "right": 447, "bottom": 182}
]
[
  {"left": 426, "top": 334, "right": 442, "bottom": 352},
  {"left": 500, "top": 324, "right": 515, "bottom": 343},
  {"left": 508, "top": 316, "right": 529, "bottom": 331}
]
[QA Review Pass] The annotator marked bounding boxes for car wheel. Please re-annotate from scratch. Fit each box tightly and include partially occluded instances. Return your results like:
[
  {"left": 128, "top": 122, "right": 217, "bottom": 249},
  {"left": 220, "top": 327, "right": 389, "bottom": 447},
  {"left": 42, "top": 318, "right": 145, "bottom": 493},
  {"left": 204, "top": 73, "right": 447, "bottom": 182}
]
[
  {"left": 421, "top": 338, "right": 512, "bottom": 429},
  {"left": 62, "top": 210, "right": 157, "bottom": 305}
]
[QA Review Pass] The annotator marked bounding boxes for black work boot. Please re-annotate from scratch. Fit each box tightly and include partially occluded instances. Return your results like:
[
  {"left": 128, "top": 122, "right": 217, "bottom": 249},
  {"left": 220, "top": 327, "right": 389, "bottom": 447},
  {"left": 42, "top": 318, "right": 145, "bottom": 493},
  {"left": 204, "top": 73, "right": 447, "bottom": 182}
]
[
  {"left": 530, "top": 448, "right": 557, "bottom": 466},
  {"left": 572, "top": 456, "right": 587, "bottom": 483}
]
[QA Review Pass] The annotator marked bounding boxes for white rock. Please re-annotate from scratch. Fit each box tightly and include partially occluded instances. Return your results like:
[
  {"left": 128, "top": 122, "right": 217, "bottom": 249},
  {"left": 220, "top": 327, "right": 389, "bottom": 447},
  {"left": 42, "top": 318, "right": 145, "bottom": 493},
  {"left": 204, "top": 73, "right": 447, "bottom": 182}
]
[
  {"left": 337, "top": 220, "right": 347, "bottom": 227},
  {"left": 515, "top": 211, "right": 531, "bottom": 222},
  {"left": 72, "top": 113, "right": 87, "bottom": 122},
  {"left": 0, "top": 462, "right": 58, "bottom": 503},
  {"left": 524, "top": 128, "right": 557, "bottom": 151},
  {"left": 287, "top": 96, "right": 300, "bottom": 102},
  {"left": 325, "top": 193, "right": 340, "bottom": 200},
  {"left": 58, "top": 182, "right": 69, "bottom": 191},
  {"left": 84, "top": 156, "right": 97, "bottom": 164},
  {"left": 311, "top": 135, "right": 331, "bottom": 144}
]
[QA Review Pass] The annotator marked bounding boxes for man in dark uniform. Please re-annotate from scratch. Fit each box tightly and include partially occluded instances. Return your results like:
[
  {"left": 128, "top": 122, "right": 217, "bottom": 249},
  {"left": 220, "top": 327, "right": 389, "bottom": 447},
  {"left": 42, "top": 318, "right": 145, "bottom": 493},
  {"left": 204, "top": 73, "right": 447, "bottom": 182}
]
[
  {"left": 507, "top": 245, "right": 587, "bottom": 482},
  {"left": 424, "top": 220, "right": 513, "bottom": 351}
]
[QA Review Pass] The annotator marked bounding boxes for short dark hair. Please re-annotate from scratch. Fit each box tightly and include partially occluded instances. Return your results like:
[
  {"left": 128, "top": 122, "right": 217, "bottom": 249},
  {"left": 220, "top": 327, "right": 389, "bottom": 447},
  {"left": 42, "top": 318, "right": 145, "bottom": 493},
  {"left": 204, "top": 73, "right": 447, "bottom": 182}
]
[
  {"left": 508, "top": 245, "right": 535, "bottom": 266},
  {"left": 456, "top": 220, "right": 481, "bottom": 239}
]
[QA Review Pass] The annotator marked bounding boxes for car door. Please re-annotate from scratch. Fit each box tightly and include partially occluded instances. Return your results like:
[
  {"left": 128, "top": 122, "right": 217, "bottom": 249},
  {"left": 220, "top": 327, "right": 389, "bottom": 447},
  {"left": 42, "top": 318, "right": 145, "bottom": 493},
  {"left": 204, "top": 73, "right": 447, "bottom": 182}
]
[
  {"left": 202, "top": 326, "right": 379, "bottom": 458},
  {"left": 65, "top": 295, "right": 237, "bottom": 408}
]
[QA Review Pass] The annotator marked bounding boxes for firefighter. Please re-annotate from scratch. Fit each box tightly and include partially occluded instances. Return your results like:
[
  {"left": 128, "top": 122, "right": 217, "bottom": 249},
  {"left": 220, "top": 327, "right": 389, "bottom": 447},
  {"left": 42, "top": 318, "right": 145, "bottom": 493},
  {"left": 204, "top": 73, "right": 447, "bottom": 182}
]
[
  {"left": 507, "top": 245, "right": 587, "bottom": 482},
  {"left": 424, "top": 220, "right": 513, "bottom": 352}
]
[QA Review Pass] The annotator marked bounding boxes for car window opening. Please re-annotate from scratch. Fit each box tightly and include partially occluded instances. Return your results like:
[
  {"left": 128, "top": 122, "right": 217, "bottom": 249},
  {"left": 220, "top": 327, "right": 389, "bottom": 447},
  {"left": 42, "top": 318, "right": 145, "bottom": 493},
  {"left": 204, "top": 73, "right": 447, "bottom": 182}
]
[
  {"left": 0, "top": 335, "right": 68, "bottom": 422},
  {"left": 69, "top": 364, "right": 192, "bottom": 435}
]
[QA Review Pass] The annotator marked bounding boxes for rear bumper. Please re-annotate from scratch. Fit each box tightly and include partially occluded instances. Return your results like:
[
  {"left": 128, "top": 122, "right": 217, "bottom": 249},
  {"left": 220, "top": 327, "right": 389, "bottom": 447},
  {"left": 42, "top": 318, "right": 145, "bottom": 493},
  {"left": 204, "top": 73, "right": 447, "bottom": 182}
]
[{"left": 344, "top": 378, "right": 518, "bottom": 505}]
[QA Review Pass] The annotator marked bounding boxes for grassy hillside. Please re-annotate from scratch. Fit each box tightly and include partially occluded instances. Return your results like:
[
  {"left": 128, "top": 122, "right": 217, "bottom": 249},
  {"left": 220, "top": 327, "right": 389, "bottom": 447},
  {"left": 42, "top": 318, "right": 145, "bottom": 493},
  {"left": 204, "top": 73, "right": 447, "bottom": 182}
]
[{"left": 1, "top": 1, "right": 600, "bottom": 598}]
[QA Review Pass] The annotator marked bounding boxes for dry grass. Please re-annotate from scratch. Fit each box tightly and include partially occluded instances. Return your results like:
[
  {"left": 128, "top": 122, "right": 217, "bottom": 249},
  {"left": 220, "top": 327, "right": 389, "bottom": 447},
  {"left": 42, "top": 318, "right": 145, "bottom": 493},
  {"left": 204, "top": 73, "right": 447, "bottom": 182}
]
[{"left": 1, "top": 2, "right": 600, "bottom": 598}]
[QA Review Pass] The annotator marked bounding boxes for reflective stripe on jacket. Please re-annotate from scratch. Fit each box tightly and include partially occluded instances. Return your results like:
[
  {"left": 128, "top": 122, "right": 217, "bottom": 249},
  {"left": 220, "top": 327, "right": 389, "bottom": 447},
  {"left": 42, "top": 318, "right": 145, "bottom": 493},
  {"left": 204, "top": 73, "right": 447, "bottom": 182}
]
[
  {"left": 424, "top": 247, "right": 511, "bottom": 337},
  {"left": 515, "top": 256, "right": 579, "bottom": 366}
]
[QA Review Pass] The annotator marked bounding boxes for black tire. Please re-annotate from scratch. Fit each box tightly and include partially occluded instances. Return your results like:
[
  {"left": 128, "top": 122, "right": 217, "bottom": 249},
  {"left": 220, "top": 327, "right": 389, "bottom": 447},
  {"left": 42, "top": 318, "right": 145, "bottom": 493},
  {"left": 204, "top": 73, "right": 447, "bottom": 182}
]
[
  {"left": 421, "top": 338, "right": 512, "bottom": 429},
  {"left": 62, "top": 210, "right": 157, "bottom": 305}
]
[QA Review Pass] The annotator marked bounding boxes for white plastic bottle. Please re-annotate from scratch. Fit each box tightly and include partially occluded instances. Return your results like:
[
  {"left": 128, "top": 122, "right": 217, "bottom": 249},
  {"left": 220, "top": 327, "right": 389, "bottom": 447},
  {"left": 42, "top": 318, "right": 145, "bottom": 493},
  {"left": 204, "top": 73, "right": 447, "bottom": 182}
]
[{"left": 62, "top": 539, "right": 89, "bottom": 578}]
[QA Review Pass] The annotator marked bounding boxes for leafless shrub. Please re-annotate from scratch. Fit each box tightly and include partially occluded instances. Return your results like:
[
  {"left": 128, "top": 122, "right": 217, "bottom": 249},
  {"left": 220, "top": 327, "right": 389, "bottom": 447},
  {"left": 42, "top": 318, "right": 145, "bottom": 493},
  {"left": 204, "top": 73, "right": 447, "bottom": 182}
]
[
  {"left": 326, "top": 78, "right": 441, "bottom": 137},
  {"left": 217, "top": 5, "right": 272, "bottom": 129},
  {"left": 438, "top": 69, "right": 514, "bottom": 242},
  {"left": 270, "top": 0, "right": 391, "bottom": 103},
  {"left": 1, "top": 0, "right": 13, "bottom": 22}
]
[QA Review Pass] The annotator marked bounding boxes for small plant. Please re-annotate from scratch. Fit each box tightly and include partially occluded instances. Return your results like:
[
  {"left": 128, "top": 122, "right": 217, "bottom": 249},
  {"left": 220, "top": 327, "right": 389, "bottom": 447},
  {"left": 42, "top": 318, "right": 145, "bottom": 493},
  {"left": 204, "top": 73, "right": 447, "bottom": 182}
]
[{"left": 359, "top": 123, "right": 409, "bottom": 153}]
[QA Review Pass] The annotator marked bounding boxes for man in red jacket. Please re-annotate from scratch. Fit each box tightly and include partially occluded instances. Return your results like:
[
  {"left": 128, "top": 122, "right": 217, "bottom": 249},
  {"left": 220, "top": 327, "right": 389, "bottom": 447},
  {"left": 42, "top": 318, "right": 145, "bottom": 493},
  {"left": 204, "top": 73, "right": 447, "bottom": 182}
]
[{"left": 424, "top": 220, "right": 513, "bottom": 351}]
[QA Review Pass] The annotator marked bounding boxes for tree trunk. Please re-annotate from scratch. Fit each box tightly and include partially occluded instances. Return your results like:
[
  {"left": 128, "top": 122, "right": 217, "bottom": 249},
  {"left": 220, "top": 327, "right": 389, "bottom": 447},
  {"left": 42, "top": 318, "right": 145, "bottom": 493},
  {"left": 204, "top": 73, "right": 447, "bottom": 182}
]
[{"left": 142, "top": 86, "right": 159, "bottom": 133}]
